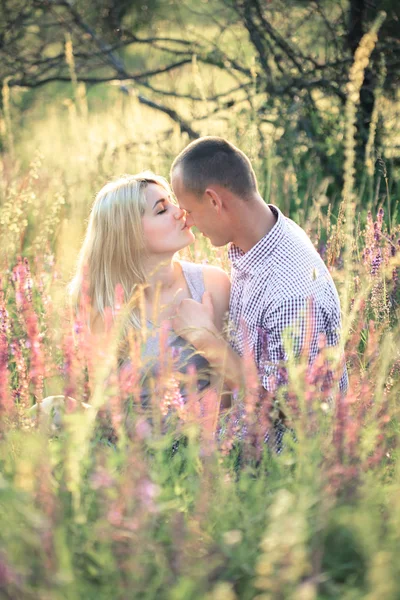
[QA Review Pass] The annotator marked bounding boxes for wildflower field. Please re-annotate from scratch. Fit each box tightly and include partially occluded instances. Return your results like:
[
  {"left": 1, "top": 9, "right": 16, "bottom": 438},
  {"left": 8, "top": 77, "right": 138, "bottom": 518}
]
[{"left": 1, "top": 10, "right": 400, "bottom": 600}]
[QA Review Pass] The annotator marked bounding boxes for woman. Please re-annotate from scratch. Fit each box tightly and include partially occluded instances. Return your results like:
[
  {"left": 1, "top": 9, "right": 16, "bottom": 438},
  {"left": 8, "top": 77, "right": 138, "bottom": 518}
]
[{"left": 69, "top": 171, "right": 231, "bottom": 409}]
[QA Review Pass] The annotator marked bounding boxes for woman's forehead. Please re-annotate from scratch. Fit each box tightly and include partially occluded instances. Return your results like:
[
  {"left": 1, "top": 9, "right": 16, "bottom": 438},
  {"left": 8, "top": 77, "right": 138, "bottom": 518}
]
[
  {"left": 144, "top": 182, "right": 173, "bottom": 209},
  {"left": 146, "top": 182, "right": 168, "bottom": 200}
]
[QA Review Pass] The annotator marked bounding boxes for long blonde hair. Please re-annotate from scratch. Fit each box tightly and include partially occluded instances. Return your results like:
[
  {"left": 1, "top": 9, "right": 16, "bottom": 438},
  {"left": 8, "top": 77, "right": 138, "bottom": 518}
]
[{"left": 69, "top": 171, "right": 172, "bottom": 329}]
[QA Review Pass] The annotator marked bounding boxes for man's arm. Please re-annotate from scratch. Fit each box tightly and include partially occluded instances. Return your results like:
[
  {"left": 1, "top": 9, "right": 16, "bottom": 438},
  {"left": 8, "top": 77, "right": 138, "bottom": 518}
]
[
  {"left": 259, "top": 296, "right": 329, "bottom": 392},
  {"left": 173, "top": 294, "right": 330, "bottom": 395},
  {"left": 196, "top": 331, "right": 245, "bottom": 392}
]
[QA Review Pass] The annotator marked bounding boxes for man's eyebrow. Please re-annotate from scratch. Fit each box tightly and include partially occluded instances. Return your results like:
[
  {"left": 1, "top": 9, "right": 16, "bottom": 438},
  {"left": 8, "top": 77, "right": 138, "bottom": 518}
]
[{"left": 152, "top": 198, "right": 167, "bottom": 209}]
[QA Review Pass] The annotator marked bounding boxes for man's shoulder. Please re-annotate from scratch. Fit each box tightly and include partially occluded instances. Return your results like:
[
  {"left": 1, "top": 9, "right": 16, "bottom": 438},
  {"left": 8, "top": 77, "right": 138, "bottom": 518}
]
[
  {"left": 241, "top": 242, "right": 338, "bottom": 313},
  {"left": 271, "top": 218, "right": 331, "bottom": 278}
]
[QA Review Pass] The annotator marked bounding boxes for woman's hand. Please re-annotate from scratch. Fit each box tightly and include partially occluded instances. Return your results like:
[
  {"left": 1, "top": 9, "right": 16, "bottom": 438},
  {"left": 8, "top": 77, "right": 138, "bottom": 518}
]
[{"left": 172, "top": 291, "right": 218, "bottom": 347}]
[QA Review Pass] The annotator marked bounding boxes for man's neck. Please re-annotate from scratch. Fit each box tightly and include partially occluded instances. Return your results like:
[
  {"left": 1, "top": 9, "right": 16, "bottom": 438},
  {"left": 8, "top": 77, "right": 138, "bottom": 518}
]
[{"left": 230, "top": 197, "right": 277, "bottom": 253}]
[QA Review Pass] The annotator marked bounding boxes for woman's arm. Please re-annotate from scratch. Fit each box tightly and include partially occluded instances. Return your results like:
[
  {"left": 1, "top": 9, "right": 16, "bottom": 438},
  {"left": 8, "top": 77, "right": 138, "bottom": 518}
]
[{"left": 202, "top": 265, "right": 231, "bottom": 332}]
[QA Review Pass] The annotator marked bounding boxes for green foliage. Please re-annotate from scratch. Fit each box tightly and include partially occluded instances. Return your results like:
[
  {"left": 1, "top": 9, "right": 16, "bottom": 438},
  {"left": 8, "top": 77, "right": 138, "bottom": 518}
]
[{"left": 0, "top": 11, "right": 399, "bottom": 598}]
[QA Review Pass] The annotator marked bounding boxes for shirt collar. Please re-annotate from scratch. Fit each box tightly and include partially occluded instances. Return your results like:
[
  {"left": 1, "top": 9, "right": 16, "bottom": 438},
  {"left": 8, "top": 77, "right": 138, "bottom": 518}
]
[{"left": 228, "top": 205, "right": 286, "bottom": 275}]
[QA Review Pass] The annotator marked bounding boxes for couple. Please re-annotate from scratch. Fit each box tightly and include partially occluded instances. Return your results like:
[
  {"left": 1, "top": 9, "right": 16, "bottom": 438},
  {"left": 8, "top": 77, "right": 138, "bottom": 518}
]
[{"left": 69, "top": 137, "right": 347, "bottom": 434}]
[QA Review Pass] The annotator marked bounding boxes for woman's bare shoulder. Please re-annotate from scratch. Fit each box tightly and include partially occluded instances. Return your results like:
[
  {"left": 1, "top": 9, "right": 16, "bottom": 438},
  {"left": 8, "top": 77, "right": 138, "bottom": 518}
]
[
  {"left": 202, "top": 264, "right": 231, "bottom": 331},
  {"left": 202, "top": 264, "right": 230, "bottom": 292},
  {"left": 90, "top": 310, "right": 106, "bottom": 336}
]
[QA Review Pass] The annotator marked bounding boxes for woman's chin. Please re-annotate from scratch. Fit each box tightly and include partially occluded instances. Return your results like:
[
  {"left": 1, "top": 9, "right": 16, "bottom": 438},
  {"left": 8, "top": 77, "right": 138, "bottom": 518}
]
[
  {"left": 183, "top": 229, "right": 195, "bottom": 243},
  {"left": 175, "top": 232, "right": 195, "bottom": 251}
]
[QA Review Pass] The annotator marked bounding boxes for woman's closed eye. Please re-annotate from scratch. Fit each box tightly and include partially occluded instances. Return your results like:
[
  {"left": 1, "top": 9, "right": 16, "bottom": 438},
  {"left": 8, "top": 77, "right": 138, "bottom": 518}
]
[
  {"left": 154, "top": 197, "right": 176, "bottom": 215},
  {"left": 155, "top": 201, "right": 168, "bottom": 215}
]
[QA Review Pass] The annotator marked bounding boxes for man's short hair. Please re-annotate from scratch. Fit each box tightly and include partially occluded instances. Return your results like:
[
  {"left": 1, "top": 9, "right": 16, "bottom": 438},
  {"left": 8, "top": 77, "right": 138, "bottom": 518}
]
[{"left": 171, "top": 137, "right": 258, "bottom": 199}]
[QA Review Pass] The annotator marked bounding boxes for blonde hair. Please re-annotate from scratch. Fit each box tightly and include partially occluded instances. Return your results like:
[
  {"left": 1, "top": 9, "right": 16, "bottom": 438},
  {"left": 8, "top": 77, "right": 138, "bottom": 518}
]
[{"left": 69, "top": 171, "right": 172, "bottom": 329}]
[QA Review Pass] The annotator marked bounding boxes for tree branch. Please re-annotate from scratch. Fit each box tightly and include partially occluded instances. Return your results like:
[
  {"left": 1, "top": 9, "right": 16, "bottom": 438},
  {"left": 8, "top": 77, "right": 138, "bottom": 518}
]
[{"left": 136, "top": 94, "right": 199, "bottom": 139}]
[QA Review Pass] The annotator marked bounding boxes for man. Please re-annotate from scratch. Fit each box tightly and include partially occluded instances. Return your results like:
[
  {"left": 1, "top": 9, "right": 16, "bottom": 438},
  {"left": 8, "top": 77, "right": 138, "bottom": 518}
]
[{"left": 170, "top": 137, "right": 348, "bottom": 406}]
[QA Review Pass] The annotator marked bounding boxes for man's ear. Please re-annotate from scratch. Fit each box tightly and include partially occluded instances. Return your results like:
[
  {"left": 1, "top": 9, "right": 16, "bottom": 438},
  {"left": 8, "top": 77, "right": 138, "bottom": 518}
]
[{"left": 205, "top": 187, "right": 223, "bottom": 213}]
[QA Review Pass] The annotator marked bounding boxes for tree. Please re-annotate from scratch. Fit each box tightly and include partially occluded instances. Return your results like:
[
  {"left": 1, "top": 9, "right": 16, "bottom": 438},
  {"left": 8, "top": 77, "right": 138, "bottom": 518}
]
[
  {"left": 1, "top": 0, "right": 399, "bottom": 182},
  {"left": 229, "top": 0, "right": 399, "bottom": 177},
  {"left": 0, "top": 0, "right": 200, "bottom": 136}
]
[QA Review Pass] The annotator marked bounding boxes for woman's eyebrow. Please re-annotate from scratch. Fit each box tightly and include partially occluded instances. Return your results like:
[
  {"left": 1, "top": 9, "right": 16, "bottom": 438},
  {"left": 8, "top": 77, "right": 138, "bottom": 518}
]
[{"left": 152, "top": 198, "right": 167, "bottom": 209}]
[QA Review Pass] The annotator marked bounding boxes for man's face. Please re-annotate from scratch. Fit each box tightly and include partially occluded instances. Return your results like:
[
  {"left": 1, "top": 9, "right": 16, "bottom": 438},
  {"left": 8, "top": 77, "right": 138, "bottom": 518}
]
[{"left": 171, "top": 170, "right": 232, "bottom": 247}]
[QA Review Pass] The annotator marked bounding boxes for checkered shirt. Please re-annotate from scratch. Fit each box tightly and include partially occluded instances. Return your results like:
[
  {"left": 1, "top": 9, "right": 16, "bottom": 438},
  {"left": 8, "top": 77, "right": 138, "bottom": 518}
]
[{"left": 228, "top": 205, "right": 348, "bottom": 395}]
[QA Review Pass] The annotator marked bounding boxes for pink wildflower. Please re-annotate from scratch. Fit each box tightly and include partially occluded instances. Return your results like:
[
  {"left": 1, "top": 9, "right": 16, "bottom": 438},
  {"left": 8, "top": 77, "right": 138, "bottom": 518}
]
[
  {"left": 160, "top": 375, "right": 184, "bottom": 417},
  {"left": 90, "top": 467, "right": 115, "bottom": 490},
  {"left": 0, "top": 285, "right": 12, "bottom": 417},
  {"left": 13, "top": 258, "right": 44, "bottom": 401},
  {"left": 10, "top": 340, "right": 29, "bottom": 410},
  {"left": 199, "top": 386, "right": 220, "bottom": 455}
]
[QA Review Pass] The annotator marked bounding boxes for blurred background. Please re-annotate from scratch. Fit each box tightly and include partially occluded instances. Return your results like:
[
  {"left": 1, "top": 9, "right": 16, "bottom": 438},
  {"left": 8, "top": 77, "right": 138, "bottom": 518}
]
[
  {"left": 1, "top": 0, "right": 399, "bottom": 280},
  {"left": 0, "top": 4, "right": 400, "bottom": 598}
]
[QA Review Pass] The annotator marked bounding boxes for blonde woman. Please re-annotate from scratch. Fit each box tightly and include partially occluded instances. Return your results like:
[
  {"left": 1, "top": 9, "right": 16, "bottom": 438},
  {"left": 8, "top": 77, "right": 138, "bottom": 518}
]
[{"left": 69, "top": 171, "right": 231, "bottom": 408}]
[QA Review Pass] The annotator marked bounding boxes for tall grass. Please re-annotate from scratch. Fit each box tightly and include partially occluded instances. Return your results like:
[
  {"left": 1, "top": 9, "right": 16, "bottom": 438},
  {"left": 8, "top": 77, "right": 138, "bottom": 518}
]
[{"left": 0, "top": 24, "right": 399, "bottom": 600}]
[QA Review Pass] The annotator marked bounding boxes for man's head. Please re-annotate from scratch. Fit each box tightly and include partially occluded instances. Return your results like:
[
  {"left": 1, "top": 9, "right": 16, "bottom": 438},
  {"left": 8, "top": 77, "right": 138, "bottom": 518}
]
[{"left": 170, "top": 137, "right": 258, "bottom": 246}]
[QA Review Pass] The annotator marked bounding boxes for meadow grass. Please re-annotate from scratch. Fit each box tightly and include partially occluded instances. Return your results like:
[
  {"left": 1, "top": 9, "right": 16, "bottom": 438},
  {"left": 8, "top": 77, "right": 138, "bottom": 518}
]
[{"left": 0, "top": 30, "right": 400, "bottom": 599}]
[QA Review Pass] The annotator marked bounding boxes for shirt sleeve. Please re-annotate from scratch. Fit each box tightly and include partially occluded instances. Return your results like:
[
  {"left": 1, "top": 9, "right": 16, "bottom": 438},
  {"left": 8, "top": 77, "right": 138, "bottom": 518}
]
[{"left": 260, "top": 296, "right": 326, "bottom": 392}]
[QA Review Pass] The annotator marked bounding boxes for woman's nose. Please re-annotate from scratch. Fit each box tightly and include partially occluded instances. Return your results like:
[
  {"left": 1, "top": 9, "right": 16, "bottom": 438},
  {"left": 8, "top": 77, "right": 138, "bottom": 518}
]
[
  {"left": 174, "top": 207, "right": 186, "bottom": 220},
  {"left": 185, "top": 213, "right": 194, "bottom": 227}
]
